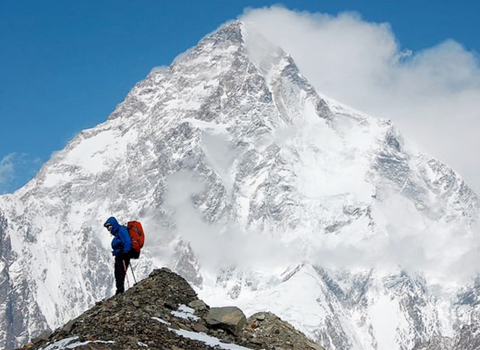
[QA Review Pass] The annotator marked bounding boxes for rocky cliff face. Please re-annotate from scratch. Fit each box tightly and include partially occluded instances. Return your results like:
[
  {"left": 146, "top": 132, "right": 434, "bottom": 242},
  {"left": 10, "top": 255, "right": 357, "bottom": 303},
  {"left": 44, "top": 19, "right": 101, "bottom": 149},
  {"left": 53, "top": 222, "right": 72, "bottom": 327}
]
[
  {"left": 0, "top": 20, "right": 479, "bottom": 350},
  {"left": 17, "top": 268, "right": 325, "bottom": 350}
]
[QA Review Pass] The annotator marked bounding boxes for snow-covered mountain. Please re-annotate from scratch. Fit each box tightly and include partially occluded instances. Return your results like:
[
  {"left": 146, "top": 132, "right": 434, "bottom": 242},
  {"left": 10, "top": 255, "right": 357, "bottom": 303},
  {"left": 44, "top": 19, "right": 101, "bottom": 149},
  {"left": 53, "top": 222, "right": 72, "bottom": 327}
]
[{"left": 1, "top": 21, "right": 479, "bottom": 350}]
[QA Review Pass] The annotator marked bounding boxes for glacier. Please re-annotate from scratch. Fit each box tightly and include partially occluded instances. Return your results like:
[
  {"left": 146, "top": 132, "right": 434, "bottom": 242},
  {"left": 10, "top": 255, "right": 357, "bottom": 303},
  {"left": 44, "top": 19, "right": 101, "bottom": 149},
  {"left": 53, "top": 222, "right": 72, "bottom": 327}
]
[{"left": 0, "top": 20, "right": 479, "bottom": 350}]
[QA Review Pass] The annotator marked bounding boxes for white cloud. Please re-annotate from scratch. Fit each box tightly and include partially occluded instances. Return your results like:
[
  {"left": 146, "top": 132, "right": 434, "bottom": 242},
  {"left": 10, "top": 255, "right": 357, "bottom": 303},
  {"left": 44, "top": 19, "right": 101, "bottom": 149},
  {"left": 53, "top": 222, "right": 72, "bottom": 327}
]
[
  {"left": 163, "top": 170, "right": 302, "bottom": 272},
  {"left": 0, "top": 153, "right": 42, "bottom": 194},
  {"left": 162, "top": 169, "right": 480, "bottom": 285},
  {"left": 240, "top": 6, "right": 480, "bottom": 195},
  {"left": 307, "top": 220, "right": 480, "bottom": 286},
  {"left": 0, "top": 154, "right": 16, "bottom": 194}
]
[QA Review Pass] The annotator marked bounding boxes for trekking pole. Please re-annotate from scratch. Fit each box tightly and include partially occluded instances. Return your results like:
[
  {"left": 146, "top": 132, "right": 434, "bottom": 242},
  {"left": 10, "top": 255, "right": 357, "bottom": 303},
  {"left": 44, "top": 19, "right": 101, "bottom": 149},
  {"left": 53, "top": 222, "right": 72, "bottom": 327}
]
[
  {"left": 123, "top": 260, "right": 130, "bottom": 289},
  {"left": 130, "top": 262, "right": 138, "bottom": 285}
]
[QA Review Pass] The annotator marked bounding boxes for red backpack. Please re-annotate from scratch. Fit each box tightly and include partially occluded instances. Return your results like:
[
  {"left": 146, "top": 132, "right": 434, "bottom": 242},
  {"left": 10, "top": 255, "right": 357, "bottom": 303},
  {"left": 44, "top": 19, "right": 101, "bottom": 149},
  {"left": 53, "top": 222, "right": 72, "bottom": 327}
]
[{"left": 127, "top": 221, "right": 145, "bottom": 259}]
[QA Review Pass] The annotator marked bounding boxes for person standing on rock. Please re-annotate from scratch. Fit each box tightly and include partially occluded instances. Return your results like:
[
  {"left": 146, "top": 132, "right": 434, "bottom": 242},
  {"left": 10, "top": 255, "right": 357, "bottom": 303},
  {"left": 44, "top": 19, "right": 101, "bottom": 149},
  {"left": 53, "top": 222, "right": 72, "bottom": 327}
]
[{"left": 104, "top": 216, "right": 132, "bottom": 295}]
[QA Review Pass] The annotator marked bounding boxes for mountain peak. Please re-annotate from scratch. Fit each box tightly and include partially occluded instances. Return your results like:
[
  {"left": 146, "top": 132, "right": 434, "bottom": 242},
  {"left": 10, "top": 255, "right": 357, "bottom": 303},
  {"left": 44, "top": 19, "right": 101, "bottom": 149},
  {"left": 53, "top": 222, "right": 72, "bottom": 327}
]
[
  {"left": 2, "top": 16, "right": 479, "bottom": 350},
  {"left": 201, "top": 20, "right": 245, "bottom": 45}
]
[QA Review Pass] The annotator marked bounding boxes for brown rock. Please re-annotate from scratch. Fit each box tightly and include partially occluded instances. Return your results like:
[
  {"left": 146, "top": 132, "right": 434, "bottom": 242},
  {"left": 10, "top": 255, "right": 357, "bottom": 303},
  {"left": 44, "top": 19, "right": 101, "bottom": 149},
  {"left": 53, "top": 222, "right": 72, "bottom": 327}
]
[
  {"left": 205, "top": 306, "right": 247, "bottom": 335},
  {"left": 192, "top": 323, "right": 209, "bottom": 333}
]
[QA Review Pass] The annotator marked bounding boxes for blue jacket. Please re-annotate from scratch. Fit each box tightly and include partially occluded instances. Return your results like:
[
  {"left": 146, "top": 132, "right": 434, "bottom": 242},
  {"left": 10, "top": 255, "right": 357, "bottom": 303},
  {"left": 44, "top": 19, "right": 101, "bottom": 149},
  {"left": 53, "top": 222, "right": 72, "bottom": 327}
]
[{"left": 105, "top": 217, "right": 132, "bottom": 256}]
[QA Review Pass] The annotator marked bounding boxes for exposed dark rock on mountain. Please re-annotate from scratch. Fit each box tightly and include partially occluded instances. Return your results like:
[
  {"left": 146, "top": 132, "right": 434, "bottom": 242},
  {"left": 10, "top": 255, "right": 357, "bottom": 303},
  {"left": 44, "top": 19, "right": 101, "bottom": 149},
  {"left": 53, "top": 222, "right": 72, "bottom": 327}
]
[{"left": 18, "top": 268, "right": 325, "bottom": 350}]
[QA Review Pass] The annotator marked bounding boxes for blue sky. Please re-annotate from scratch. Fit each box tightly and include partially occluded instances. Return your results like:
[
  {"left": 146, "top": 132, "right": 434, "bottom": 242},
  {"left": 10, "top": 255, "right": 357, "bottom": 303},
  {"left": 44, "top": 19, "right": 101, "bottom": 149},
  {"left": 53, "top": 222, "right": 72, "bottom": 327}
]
[{"left": 1, "top": 0, "right": 479, "bottom": 194}]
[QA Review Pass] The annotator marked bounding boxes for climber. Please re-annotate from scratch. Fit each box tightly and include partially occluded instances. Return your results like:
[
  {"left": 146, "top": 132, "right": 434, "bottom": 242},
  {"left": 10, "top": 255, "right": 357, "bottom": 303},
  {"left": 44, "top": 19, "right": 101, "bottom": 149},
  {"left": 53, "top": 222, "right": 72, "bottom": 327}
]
[{"left": 104, "top": 216, "right": 132, "bottom": 295}]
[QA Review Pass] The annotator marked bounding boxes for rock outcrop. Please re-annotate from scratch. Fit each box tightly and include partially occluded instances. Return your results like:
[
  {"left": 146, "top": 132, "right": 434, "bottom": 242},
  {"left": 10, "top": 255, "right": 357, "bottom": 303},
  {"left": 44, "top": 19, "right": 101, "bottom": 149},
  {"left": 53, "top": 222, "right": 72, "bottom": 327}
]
[
  {"left": 205, "top": 306, "right": 247, "bottom": 335},
  {"left": 18, "top": 268, "right": 326, "bottom": 350}
]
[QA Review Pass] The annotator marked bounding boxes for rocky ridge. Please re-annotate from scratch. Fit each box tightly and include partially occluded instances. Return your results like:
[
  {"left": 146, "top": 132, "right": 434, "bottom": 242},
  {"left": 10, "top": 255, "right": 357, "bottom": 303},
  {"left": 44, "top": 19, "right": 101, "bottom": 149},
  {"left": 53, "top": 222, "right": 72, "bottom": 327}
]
[{"left": 18, "top": 268, "right": 325, "bottom": 350}]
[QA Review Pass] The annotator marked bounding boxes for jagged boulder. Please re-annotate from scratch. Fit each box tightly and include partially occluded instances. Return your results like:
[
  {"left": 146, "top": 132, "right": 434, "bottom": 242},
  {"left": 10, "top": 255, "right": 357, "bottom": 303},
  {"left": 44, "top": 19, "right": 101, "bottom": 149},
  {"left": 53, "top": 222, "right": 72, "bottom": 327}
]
[
  {"left": 205, "top": 306, "right": 246, "bottom": 335},
  {"left": 17, "top": 268, "right": 326, "bottom": 350}
]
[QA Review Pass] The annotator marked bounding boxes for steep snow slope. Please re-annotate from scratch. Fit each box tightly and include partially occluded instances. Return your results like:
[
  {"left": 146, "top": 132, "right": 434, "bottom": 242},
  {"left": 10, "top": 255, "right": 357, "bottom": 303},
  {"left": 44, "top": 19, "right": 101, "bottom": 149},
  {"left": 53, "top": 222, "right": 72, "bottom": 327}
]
[{"left": 0, "top": 21, "right": 478, "bottom": 350}]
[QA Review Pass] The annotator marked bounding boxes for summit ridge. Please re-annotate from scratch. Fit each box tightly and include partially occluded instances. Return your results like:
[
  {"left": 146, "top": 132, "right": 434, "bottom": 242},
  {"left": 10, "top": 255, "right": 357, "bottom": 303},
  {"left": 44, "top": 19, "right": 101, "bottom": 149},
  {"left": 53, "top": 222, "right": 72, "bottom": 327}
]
[{"left": 18, "top": 268, "right": 326, "bottom": 350}]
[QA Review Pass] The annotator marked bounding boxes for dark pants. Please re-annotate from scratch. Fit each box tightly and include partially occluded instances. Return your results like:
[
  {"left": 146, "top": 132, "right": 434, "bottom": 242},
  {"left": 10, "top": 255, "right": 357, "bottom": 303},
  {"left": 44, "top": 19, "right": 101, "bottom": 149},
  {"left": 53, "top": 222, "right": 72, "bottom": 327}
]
[{"left": 114, "top": 254, "right": 130, "bottom": 294}]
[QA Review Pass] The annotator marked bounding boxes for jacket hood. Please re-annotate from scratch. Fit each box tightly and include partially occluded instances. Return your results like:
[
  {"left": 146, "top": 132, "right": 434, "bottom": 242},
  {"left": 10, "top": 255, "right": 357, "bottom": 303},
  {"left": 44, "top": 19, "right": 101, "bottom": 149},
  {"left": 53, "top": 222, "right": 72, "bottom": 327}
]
[{"left": 104, "top": 217, "right": 121, "bottom": 234}]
